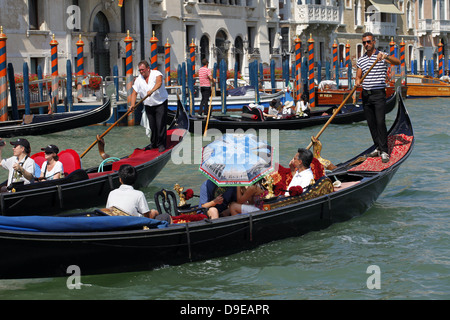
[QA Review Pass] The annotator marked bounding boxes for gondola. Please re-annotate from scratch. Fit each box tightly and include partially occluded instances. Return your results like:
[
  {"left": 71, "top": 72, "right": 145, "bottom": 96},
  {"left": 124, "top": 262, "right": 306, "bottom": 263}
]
[
  {"left": 168, "top": 89, "right": 397, "bottom": 133},
  {"left": 0, "top": 87, "right": 413, "bottom": 279},
  {"left": 0, "top": 98, "right": 112, "bottom": 138},
  {"left": 0, "top": 97, "right": 188, "bottom": 216}
]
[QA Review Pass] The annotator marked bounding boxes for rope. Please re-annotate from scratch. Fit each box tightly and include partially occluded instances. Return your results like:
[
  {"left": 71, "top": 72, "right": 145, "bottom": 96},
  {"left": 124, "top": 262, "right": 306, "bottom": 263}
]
[{"left": 98, "top": 157, "right": 120, "bottom": 172}]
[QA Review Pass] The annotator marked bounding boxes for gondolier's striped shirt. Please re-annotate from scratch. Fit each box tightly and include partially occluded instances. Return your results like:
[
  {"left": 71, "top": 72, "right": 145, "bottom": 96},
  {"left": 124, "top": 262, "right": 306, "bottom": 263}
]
[{"left": 356, "top": 50, "right": 389, "bottom": 90}]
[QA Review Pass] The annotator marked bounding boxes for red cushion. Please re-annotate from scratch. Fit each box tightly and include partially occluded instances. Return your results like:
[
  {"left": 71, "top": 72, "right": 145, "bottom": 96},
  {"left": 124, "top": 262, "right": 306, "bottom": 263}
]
[{"left": 32, "top": 149, "right": 81, "bottom": 176}]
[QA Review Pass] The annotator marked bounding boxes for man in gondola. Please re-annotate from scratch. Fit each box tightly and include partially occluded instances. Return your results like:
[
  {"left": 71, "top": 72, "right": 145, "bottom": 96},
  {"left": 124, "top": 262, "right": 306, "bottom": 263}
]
[
  {"left": 106, "top": 164, "right": 171, "bottom": 223},
  {"left": 285, "top": 148, "right": 314, "bottom": 196},
  {"left": 130, "top": 60, "right": 169, "bottom": 153},
  {"left": 0, "top": 138, "right": 36, "bottom": 191},
  {"left": 355, "top": 32, "right": 400, "bottom": 163}
]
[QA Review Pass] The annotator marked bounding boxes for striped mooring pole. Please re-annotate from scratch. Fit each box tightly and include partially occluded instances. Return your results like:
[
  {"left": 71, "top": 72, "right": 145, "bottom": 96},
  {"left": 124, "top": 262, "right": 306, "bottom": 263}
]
[
  {"left": 294, "top": 35, "right": 301, "bottom": 101},
  {"left": 76, "top": 34, "right": 84, "bottom": 102},
  {"left": 400, "top": 38, "right": 406, "bottom": 77},
  {"left": 389, "top": 37, "right": 396, "bottom": 79},
  {"left": 164, "top": 39, "right": 171, "bottom": 86},
  {"left": 345, "top": 40, "right": 350, "bottom": 68},
  {"left": 189, "top": 39, "right": 196, "bottom": 75},
  {"left": 124, "top": 30, "right": 135, "bottom": 126},
  {"left": 149, "top": 31, "right": 158, "bottom": 70},
  {"left": 332, "top": 40, "right": 338, "bottom": 88},
  {"left": 438, "top": 39, "right": 443, "bottom": 77},
  {"left": 50, "top": 34, "right": 59, "bottom": 113},
  {"left": 0, "top": 26, "right": 7, "bottom": 121},
  {"left": 307, "top": 34, "right": 315, "bottom": 108}
]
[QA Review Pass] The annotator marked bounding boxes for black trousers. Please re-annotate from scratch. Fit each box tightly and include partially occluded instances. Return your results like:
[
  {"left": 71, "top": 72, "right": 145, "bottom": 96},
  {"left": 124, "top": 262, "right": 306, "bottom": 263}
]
[
  {"left": 144, "top": 99, "right": 167, "bottom": 148},
  {"left": 199, "top": 86, "right": 211, "bottom": 116},
  {"left": 361, "top": 89, "right": 388, "bottom": 153}
]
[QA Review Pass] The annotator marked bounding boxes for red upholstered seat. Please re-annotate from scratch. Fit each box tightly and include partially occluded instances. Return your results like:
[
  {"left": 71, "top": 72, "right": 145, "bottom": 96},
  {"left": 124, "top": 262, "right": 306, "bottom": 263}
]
[
  {"left": 31, "top": 149, "right": 81, "bottom": 176},
  {"left": 111, "top": 128, "right": 185, "bottom": 171}
]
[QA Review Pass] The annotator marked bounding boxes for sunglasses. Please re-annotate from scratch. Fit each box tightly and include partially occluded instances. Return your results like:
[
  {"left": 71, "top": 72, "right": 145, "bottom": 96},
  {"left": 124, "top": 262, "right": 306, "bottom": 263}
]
[{"left": 362, "top": 40, "right": 373, "bottom": 45}]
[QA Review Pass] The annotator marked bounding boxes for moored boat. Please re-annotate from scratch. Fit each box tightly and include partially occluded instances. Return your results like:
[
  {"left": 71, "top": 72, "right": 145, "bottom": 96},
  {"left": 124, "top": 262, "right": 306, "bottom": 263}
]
[
  {"left": 168, "top": 88, "right": 397, "bottom": 133},
  {"left": 0, "top": 98, "right": 188, "bottom": 216},
  {"left": 405, "top": 74, "right": 450, "bottom": 98},
  {"left": 0, "top": 87, "right": 414, "bottom": 279},
  {"left": 0, "top": 98, "right": 112, "bottom": 138}
]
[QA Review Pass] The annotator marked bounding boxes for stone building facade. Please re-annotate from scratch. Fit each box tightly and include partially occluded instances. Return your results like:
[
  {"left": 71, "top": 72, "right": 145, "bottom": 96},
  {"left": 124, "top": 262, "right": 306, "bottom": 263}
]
[{"left": 0, "top": 0, "right": 448, "bottom": 79}]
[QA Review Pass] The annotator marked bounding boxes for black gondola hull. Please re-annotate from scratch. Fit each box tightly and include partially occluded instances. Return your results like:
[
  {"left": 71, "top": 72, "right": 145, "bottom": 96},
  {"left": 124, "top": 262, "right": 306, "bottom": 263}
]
[
  {"left": 0, "top": 88, "right": 413, "bottom": 279},
  {"left": 0, "top": 99, "right": 112, "bottom": 138},
  {"left": 170, "top": 90, "right": 397, "bottom": 133}
]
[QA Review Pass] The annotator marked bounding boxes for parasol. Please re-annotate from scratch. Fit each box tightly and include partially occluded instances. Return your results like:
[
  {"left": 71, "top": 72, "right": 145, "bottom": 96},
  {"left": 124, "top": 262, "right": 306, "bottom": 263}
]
[{"left": 199, "top": 133, "right": 275, "bottom": 186}]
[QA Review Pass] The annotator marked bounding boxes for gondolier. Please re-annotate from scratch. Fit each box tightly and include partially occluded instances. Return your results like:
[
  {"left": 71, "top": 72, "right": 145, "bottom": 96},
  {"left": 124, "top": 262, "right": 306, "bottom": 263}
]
[
  {"left": 131, "top": 60, "right": 169, "bottom": 153},
  {"left": 355, "top": 32, "right": 400, "bottom": 163},
  {"left": 198, "top": 58, "right": 215, "bottom": 117}
]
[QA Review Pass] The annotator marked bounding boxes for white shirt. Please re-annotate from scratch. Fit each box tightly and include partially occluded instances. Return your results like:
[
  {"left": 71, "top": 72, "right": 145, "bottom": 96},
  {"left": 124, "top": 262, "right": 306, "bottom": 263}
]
[
  {"left": 106, "top": 184, "right": 150, "bottom": 217},
  {"left": 40, "top": 160, "right": 64, "bottom": 180},
  {"left": 132, "top": 70, "right": 168, "bottom": 106},
  {"left": 285, "top": 168, "right": 314, "bottom": 197},
  {"left": 1, "top": 156, "right": 35, "bottom": 186}
]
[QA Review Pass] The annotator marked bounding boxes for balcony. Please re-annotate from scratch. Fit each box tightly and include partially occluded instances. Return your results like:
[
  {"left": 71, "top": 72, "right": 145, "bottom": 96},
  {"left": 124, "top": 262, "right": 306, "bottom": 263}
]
[
  {"left": 432, "top": 19, "right": 450, "bottom": 36},
  {"left": 295, "top": 5, "right": 340, "bottom": 25},
  {"left": 417, "top": 19, "right": 432, "bottom": 36},
  {"left": 364, "top": 21, "right": 397, "bottom": 37}
]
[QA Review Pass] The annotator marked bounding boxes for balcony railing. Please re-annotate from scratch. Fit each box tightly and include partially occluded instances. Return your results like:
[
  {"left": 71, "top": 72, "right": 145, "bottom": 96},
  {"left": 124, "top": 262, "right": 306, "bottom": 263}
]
[
  {"left": 295, "top": 5, "right": 340, "bottom": 25},
  {"left": 364, "top": 21, "right": 397, "bottom": 37}
]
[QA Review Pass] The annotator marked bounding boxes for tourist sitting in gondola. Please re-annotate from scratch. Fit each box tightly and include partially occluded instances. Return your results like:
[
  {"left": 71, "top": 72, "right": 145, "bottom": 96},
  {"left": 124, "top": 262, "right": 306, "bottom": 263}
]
[
  {"left": 284, "top": 148, "right": 314, "bottom": 196},
  {"left": 105, "top": 164, "right": 172, "bottom": 223},
  {"left": 37, "top": 144, "right": 64, "bottom": 181},
  {"left": 199, "top": 179, "right": 236, "bottom": 219},
  {"left": 229, "top": 181, "right": 268, "bottom": 215},
  {"left": 267, "top": 99, "right": 281, "bottom": 118},
  {"left": 296, "top": 94, "right": 311, "bottom": 117},
  {"left": 0, "top": 138, "right": 36, "bottom": 192},
  {"left": 280, "top": 100, "right": 295, "bottom": 118}
]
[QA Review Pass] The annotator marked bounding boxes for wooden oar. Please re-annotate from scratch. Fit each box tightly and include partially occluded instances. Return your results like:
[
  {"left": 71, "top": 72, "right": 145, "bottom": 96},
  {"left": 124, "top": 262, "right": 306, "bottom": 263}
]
[
  {"left": 79, "top": 92, "right": 151, "bottom": 159},
  {"left": 306, "top": 58, "right": 378, "bottom": 150},
  {"left": 203, "top": 91, "right": 214, "bottom": 137}
]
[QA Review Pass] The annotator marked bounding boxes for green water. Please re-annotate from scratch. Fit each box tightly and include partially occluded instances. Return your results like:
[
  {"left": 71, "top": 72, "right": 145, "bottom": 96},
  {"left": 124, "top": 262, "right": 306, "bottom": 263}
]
[{"left": 0, "top": 97, "right": 449, "bottom": 300}]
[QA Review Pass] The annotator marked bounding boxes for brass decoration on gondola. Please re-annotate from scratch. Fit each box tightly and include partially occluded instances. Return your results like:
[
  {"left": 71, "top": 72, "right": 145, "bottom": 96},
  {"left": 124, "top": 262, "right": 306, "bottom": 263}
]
[{"left": 173, "top": 183, "right": 186, "bottom": 207}]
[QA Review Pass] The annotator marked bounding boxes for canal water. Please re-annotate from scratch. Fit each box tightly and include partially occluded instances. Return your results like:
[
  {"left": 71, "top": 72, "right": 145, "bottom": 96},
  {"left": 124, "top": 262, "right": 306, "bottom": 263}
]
[{"left": 0, "top": 97, "right": 448, "bottom": 300}]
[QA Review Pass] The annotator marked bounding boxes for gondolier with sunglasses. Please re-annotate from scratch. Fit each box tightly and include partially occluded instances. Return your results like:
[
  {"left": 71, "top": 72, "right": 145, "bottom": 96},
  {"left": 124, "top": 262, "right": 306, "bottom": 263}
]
[
  {"left": 355, "top": 32, "right": 400, "bottom": 163},
  {"left": 0, "top": 138, "right": 36, "bottom": 190}
]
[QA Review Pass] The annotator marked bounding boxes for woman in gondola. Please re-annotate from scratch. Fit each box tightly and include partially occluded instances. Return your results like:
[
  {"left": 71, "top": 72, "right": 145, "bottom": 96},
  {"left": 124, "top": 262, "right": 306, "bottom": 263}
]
[{"left": 38, "top": 144, "right": 64, "bottom": 181}]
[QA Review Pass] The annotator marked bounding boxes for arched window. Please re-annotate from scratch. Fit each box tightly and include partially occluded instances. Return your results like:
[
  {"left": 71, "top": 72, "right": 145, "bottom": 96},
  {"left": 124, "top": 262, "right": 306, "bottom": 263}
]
[{"left": 93, "top": 11, "right": 111, "bottom": 78}]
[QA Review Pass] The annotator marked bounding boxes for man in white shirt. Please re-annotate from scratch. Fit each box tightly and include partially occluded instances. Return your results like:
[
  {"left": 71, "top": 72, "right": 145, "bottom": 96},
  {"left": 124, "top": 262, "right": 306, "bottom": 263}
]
[
  {"left": 285, "top": 148, "right": 314, "bottom": 197},
  {"left": 130, "top": 60, "right": 169, "bottom": 153},
  {"left": 0, "top": 138, "right": 35, "bottom": 189},
  {"left": 106, "top": 164, "right": 171, "bottom": 223}
]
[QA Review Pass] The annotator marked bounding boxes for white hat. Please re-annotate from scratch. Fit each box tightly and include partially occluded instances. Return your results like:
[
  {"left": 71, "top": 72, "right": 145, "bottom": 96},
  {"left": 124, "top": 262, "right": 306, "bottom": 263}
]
[
  {"left": 284, "top": 100, "right": 294, "bottom": 108},
  {"left": 248, "top": 103, "right": 256, "bottom": 108}
]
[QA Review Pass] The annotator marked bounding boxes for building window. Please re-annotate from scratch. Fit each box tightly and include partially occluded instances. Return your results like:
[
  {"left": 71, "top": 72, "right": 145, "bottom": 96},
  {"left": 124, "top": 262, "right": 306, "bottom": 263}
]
[{"left": 29, "top": 0, "right": 39, "bottom": 30}]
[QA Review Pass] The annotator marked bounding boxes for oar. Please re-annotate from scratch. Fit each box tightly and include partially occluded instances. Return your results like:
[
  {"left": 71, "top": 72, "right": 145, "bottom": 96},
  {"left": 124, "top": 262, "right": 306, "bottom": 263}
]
[
  {"left": 306, "top": 58, "right": 378, "bottom": 150},
  {"left": 79, "top": 92, "right": 151, "bottom": 159},
  {"left": 203, "top": 91, "right": 214, "bottom": 137}
]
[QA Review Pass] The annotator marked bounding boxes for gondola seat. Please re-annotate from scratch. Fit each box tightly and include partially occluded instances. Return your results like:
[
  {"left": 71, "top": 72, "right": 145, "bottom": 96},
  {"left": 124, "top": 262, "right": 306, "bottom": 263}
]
[
  {"left": 242, "top": 106, "right": 264, "bottom": 121},
  {"left": 154, "top": 188, "right": 208, "bottom": 223},
  {"left": 262, "top": 176, "right": 334, "bottom": 211},
  {"left": 31, "top": 149, "right": 82, "bottom": 177}
]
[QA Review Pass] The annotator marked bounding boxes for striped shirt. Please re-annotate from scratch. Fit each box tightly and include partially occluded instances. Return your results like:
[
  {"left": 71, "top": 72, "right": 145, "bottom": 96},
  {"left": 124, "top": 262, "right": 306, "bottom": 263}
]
[
  {"left": 198, "top": 66, "right": 212, "bottom": 87},
  {"left": 357, "top": 50, "right": 388, "bottom": 90}
]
